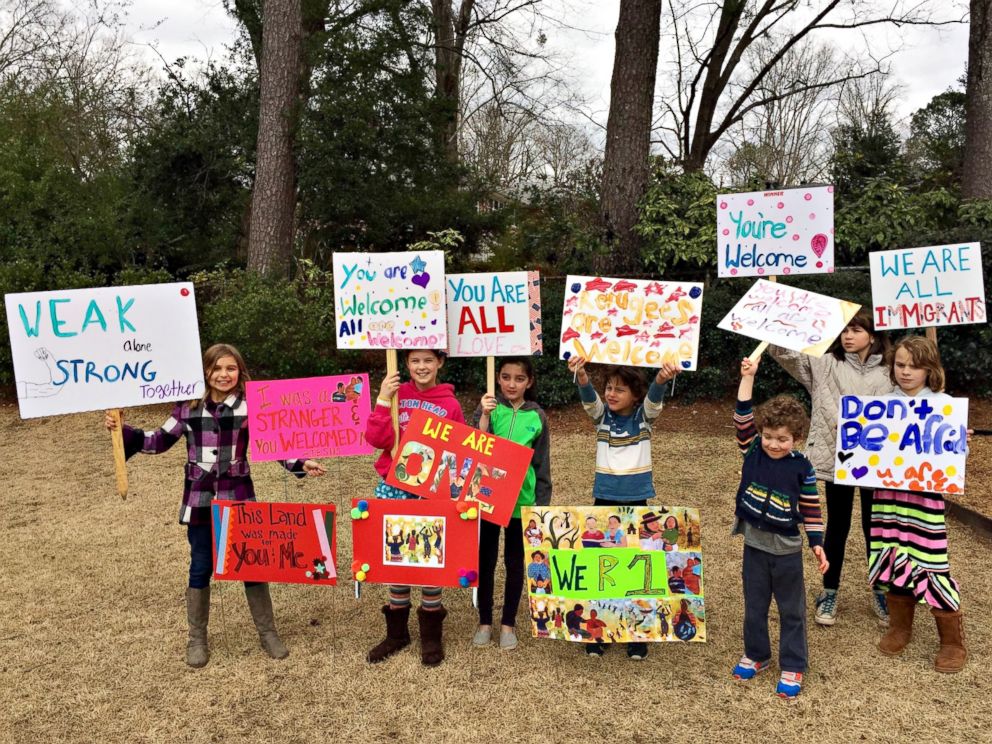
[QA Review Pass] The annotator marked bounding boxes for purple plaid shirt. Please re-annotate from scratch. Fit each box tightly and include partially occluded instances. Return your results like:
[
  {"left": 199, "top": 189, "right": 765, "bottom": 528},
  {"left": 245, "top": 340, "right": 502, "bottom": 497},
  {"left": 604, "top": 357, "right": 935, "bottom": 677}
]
[{"left": 123, "top": 393, "right": 304, "bottom": 524}]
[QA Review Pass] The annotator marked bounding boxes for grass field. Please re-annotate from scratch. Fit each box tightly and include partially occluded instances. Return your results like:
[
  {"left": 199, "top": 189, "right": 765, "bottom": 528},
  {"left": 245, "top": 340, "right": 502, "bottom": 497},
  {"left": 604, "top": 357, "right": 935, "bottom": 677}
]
[{"left": 1, "top": 401, "right": 989, "bottom": 744}]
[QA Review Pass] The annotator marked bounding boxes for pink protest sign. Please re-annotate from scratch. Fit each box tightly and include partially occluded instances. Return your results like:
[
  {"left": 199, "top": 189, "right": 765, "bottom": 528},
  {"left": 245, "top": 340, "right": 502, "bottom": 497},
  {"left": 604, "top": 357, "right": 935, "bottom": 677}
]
[{"left": 245, "top": 374, "right": 374, "bottom": 461}]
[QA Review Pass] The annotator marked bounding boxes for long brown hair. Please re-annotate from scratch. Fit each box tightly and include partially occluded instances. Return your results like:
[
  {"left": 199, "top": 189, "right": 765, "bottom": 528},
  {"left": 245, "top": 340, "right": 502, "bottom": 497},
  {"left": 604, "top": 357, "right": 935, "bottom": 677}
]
[
  {"left": 194, "top": 343, "right": 251, "bottom": 406},
  {"left": 828, "top": 308, "right": 890, "bottom": 361},
  {"left": 889, "top": 335, "right": 946, "bottom": 393}
]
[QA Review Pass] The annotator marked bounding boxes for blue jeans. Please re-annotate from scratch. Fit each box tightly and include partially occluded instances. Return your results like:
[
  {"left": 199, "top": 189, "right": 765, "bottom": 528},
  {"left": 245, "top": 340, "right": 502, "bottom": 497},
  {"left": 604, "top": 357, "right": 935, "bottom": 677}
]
[
  {"left": 187, "top": 522, "right": 260, "bottom": 589},
  {"left": 742, "top": 545, "right": 808, "bottom": 673}
]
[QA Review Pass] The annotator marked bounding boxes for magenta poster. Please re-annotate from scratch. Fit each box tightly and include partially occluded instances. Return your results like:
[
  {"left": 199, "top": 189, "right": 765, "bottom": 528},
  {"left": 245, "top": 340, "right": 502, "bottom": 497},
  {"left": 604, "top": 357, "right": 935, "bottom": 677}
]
[{"left": 246, "top": 374, "right": 374, "bottom": 461}]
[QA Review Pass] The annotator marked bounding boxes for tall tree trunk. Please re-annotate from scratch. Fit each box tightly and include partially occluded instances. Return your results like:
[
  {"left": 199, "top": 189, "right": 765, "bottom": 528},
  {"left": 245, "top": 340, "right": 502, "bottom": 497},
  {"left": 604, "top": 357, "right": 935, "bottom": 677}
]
[
  {"left": 248, "top": 0, "right": 304, "bottom": 275},
  {"left": 964, "top": 0, "right": 992, "bottom": 200},
  {"left": 599, "top": 0, "right": 661, "bottom": 272},
  {"left": 432, "top": 0, "right": 473, "bottom": 164}
]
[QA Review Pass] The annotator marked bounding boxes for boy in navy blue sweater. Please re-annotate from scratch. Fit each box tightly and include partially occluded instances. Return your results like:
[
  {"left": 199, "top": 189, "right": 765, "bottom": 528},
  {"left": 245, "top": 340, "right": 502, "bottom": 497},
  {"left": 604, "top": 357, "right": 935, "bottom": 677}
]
[{"left": 732, "top": 356, "right": 828, "bottom": 698}]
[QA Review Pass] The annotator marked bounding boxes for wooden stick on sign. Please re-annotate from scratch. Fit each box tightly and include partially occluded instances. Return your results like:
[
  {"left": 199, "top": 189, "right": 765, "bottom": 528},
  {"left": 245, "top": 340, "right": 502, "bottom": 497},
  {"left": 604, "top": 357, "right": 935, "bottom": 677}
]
[
  {"left": 746, "top": 275, "right": 778, "bottom": 362},
  {"left": 108, "top": 409, "right": 128, "bottom": 500},
  {"left": 386, "top": 349, "right": 400, "bottom": 443},
  {"left": 486, "top": 356, "right": 495, "bottom": 397}
]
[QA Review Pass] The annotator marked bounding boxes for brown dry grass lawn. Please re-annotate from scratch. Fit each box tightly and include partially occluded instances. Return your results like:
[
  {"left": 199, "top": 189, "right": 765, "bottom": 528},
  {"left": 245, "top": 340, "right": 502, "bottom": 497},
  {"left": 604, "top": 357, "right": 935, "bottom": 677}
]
[{"left": 1, "top": 401, "right": 989, "bottom": 744}]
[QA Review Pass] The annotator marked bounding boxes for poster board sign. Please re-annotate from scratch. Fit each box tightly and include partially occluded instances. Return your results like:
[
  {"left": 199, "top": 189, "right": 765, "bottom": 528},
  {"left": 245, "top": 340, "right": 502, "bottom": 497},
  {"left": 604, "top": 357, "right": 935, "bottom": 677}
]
[
  {"left": 446, "top": 271, "right": 542, "bottom": 357},
  {"left": 833, "top": 395, "right": 968, "bottom": 495},
  {"left": 245, "top": 374, "right": 373, "bottom": 461},
  {"left": 5, "top": 282, "right": 203, "bottom": 418},
  {"left": 332, "top": 251, "right": 447, "bottom": 350},
  {"left": 869, "top": 243, "right": 986, "bottom": 330},
  {"left": 520, "top": 505, "right": 706, "bottom": 643},
  {"left": 717, "top": 185, "right": 835, "bottom": 278},
  {"left": 384, "top": 409, "right": 532, "bottom": 527},
  {"left": 351, "top": 498, "right": 479, "bottom": 588},
  {"left": 718, "top": 279, "right": 859, "bottom": 357},
  {"left": 559, "top": 276, "right": 704, "bottom": 370},
  {"left": 211, "top": 500, "right": 337, "bottom": 584}
]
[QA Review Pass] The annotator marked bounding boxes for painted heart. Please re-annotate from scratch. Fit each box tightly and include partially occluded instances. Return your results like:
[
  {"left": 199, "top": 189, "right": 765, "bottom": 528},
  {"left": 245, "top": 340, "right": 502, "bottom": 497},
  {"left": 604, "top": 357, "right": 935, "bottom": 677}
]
[
  {"left": 851, "top": 466, "right": 869, "bottom": 479},
  {"left": 838, "top": 452, "right": 854, "bottom": 463},
  {"left": 411, "top": 272, "right": 431, "bottom": 288},
  {"left": 810, "top": 233, "right": 828, "bottom": 258}
]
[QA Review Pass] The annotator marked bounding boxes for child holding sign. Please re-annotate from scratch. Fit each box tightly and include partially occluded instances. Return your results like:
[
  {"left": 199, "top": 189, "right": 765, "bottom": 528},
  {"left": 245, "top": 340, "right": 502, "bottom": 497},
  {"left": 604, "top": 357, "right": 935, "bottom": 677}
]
[
  {"left": 870, "top": 336, "right": 967, "bottom": 673},
  {"left": 768, "top": 309, "right": 893, "bottom": 627},
  {"left": 474, "top": 357, "right": 552, "bottom": 651},
  {"left": 365, "top": 349, "right": 464, "bottom": 666},
  {"left": 567, "top": 356, "right": 679, "bottom": 660},
  {"left": 731, "top": 357, "right": 827, "bottom": 699},
  {"left": 105, "top": 344, "right": 326, "bottom": 668}
]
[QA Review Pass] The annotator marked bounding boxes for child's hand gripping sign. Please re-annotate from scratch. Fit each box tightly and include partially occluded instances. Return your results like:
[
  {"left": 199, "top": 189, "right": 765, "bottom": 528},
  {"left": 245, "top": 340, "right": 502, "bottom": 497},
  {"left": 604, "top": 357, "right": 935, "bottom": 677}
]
[{"left": 385, "top": 409, "right": 534, "bottom": 527}]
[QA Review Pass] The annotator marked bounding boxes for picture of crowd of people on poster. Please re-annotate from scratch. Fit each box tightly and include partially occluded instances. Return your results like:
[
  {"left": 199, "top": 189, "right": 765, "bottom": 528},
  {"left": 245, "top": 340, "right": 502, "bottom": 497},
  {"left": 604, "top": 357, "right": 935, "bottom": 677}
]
[
  {"left": 521, "top": 506, "right": 705, "bottom": 644},
  {"left": 3, "top": 183, "right": 984, "bottom": 696}
]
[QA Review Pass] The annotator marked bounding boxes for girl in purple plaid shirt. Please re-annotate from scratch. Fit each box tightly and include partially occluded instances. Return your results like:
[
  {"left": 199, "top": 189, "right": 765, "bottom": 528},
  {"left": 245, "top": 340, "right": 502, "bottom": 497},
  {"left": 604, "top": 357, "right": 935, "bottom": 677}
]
[{"left": 105, "top": 343, "right": 325, "bottom": 668}]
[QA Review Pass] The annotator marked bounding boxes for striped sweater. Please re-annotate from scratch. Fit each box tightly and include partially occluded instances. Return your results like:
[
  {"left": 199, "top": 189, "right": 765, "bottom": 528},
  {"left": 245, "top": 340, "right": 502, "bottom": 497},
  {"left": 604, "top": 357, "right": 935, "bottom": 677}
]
[
  {"left": 734, "top": 399, "right": 824, "bottom": 548},
  {"left": 578, "top": 380, "right": 666, "bottom": 501}
]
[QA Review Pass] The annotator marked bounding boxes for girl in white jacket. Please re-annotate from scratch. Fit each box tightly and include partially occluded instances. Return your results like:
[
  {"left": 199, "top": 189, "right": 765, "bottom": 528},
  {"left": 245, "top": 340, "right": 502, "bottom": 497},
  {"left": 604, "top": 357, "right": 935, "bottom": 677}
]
[{"left": 768, "top": 308, "right": 893, "bottom": 627}]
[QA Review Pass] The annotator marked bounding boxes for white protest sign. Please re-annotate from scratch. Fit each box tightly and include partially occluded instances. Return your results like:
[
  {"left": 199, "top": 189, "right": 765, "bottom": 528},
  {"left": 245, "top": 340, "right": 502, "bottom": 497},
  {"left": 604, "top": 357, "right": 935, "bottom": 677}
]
[
  {"left": 717, "top": 185, "right": 834, "bottom": 278},
  {"left": 5, "top": 283, "right": 203, "bottom": 418},
  {"left": 869, "top": 243, "right": 986, "bottom": 330},
  {"left": 333, "top": 251, "right": 447, "bottom": 350},
  {"left": 446, "top": 271, "right": 542, "bottom": 357},
  {"left": 559, "top": 276, "right": 704, "bottom": 370},
  {"left": 834, "top": 395, "right": 968, "bottom": 495},
  {"left": 718, "top": 279, "right": 859, "bottom": 357}
]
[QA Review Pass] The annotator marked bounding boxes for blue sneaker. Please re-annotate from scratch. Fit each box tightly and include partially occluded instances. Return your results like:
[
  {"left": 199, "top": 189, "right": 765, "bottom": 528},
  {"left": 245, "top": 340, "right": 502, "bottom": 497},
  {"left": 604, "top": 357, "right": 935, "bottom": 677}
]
[
  {"left": 777, "top": 671, "right": 803, "bottom": 698},
  {"left": 814, "top": 590, "right": 838, "bottom": 626},
  {"left": 732, "top": 656, "right": 771, "bottom": 680}
]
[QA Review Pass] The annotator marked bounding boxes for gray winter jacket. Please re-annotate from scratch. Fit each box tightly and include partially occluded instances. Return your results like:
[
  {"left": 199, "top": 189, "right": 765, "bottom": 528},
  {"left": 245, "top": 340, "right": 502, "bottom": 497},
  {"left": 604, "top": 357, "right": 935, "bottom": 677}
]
[{"left": 768, "top": 345, "right": 894, "bottom": 481}]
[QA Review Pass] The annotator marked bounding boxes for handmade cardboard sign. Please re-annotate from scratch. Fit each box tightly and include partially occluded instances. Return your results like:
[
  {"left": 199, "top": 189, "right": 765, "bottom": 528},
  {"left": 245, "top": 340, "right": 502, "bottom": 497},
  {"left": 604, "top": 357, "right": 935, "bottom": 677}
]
[
  {"left": 521, "top": 505, "right": 706, "bottom": 643},
  {"left": 384, "top": 409, "right": 533, "bottom": 527},
  {"left": 351, "top": 498, "right": 479, "bottom": 588},
  {"left": 446, "top": 271, "right": 542, "bottom": 357},
  {"left": 333, "top": 251, "right": 447, "bottom": 350},
  {"left": 718, "top": 279, "right": 860, "bottom": 357},
  {"left": 717, "top": 185, "right": 835, "bottom": 278},
  {"left": 834, "top": 395, "right": 969, "bottom": 495},
  {"left": 869, "top": 243, "right": 987, "bottom": 330},
  {"left": 5, "top": 282, "right": 203, "bottom": 418},
  {"left": 559, "top": 276, "right": 704, "bottom": 370},
  {"left": 245, "top": 374, "right": 373, "bottom": 461},
  {"left": 211, "top": 500, "right": 337, "bottom": 584}
]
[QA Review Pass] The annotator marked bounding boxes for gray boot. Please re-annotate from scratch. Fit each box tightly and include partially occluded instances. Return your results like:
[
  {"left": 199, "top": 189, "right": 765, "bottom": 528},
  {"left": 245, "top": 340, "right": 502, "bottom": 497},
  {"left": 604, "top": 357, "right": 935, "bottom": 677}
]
[
  {"left": 186, "top": 586, "right": 210, "bottom": 668},
  {"left": 244, "top": 584, "right": 289, "bottom": 659}
]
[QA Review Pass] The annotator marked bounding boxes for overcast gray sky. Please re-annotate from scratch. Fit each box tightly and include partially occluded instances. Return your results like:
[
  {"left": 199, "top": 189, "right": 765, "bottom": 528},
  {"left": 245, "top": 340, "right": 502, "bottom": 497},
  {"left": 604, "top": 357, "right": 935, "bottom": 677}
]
[{"left": 123, "top": 0, "right": 970, "bottom": 133}]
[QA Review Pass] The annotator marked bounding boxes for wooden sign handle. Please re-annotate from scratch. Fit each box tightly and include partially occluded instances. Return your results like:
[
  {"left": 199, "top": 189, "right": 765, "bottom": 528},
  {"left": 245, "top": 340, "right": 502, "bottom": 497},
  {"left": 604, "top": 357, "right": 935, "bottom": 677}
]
[
  {"left": 108, "top": 409, "right": 128, "bottom": 500},
  {"left": 486, "top": 356, "right": 495, "bottom": 397},
  {"left": 386, "top": 349, "right": 400, "bottom": 443},
  {"left": 748, "top": 340, "right": 769, "bottom": 363},
  {"left": 926, "top": 326, "right": 938, "bottom": 346}
]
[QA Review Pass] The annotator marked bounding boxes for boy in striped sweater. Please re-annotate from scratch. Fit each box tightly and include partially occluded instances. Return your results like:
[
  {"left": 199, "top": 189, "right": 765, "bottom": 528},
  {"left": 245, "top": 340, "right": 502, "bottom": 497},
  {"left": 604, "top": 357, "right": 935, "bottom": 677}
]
[
  {"left": 731, "top": 356, "right": 828, "bottom": 698},
  {"left": 568, "top": 356, "right": 679, "bottom": 659}
]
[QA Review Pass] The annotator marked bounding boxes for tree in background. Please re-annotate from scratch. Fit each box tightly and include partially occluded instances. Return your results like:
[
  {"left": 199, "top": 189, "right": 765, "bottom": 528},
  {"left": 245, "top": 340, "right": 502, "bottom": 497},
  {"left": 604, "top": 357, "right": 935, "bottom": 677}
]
[
  {"left": 830, "top": 75, "right": 903, "bottom": 197},
  {"left": 599, "top": 0, "right": 661, "bottom": 272},
  {"left": 905, "top": 87, "right": 966, "bottom": 192},
  {"left": 964, "top": 0, "right": 992, "bottom": 200}
]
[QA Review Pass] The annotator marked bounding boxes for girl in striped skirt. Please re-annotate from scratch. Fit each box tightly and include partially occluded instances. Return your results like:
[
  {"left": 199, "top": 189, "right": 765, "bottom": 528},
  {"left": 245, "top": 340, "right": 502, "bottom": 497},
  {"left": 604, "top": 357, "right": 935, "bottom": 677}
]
[{"left": 869, "top": 336, "right": 968, "bottom": 673}]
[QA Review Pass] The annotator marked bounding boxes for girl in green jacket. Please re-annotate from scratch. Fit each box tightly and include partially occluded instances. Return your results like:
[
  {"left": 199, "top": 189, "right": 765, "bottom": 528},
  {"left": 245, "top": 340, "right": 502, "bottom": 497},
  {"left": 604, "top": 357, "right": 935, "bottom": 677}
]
[{"left": 472, "top": 357, "right": 552, "bottom": 650}]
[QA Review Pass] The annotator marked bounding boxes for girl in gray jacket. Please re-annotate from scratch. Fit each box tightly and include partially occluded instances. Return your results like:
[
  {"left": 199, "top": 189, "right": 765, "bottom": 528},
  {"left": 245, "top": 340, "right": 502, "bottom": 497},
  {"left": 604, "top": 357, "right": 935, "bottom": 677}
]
[{"left": 768, "top": 308, "right": 893, "bottom": 627}]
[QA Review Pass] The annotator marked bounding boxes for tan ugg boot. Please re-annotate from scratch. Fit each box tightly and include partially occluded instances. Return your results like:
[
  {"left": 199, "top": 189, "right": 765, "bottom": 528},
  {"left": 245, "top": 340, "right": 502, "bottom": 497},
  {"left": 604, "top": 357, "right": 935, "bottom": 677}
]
[
  {"left": 244, "top": 583, "right": 289, "bottom": 659},
  {"left": 877, "top": 592, "right": 916, "bottom": 657},
  {"left": 932, "top": 608, "right": 968, "bottom": 673},
  {"left": 185, "top": 587, "right": 210, "bottom": 668}
]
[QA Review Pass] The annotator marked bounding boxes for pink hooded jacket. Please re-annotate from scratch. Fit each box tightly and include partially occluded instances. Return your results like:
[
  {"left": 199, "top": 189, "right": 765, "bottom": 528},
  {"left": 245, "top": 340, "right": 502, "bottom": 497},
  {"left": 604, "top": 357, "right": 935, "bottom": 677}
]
[{"left": 365, "top": 381, "right": 465, "bottom": 479}]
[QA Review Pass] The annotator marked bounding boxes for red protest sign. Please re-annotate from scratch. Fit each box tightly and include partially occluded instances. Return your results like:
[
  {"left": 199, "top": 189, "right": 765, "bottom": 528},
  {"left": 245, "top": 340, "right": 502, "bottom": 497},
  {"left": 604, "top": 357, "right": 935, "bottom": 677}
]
[
  {"left": 384, "top": 408, "right": 533, "bottom": 526},
  {"left": 211, "top": 500, "right": 337, "bottom": 585},
  {"left": 350, "top": 498, "right": 479, "bottom": 588}
]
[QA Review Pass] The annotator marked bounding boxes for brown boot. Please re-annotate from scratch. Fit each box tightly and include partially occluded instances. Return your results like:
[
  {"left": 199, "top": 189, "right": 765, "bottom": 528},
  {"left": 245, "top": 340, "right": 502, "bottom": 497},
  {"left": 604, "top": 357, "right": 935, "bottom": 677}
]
[
  {"left": 367, "top": 605, "right": 411, "bottom": 663},
  {"left": 244, "top": 584, "right": 289, "bottom": 659},
  {"left": 932, "top": 608, "right": 968, "bottom": 673},
  {"left": 417, "top": 606, "right": 447, "bottom": 667},
  {"left": 186, "top": 587, "right": 210, "bottom": 668},
  {"left": 878, "top": 592, "right": 916, "bottom": 657}
]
